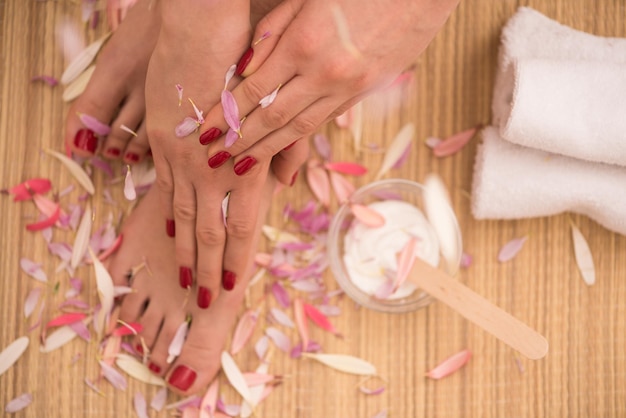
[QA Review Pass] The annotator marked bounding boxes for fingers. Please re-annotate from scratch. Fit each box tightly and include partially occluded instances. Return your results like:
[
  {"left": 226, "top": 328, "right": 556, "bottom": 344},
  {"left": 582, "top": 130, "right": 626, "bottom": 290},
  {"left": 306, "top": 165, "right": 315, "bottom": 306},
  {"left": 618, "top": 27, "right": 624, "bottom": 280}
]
[
  {"left": 270, "top": 138, "right": 309, "bottom": 186},
  {"left": 151, "top": 148, "right": 176, "bottom": 239}
]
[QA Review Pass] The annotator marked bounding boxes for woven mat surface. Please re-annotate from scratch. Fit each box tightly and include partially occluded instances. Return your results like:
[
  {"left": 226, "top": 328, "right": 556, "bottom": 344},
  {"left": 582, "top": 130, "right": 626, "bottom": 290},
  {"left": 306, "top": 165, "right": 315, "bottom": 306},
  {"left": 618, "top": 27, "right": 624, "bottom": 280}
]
[{"left": 1, "top": 1, "right": 625, "bottom": 417}]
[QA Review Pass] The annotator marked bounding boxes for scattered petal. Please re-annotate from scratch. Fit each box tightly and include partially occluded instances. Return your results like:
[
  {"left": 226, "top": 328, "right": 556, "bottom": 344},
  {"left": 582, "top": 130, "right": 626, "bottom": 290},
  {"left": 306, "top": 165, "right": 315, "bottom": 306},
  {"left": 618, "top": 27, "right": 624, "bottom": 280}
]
[
  {"left": 301, "top": 353, "right": 377, "bottom": 376},
  {"left": 224, "top": 127, "right": 240, "bottom": 148},
  {"left": 5, "top": 393, "right": 33, "bottom": 413},
  {"left": 230, "top": 309, "right": 258, "bottom": 355},
  {"left": 329, "top": 3, "right": 360, "bottom": 58},
  {"left": 328, "top": 171, "right": 355, "bottom": 204},
  {"left": 20, "top": 258, "right": 48, "bottom": 282},
  {"left": 424, "top": 174, "right": 460, "bottom": 272},
  {"left": 89, "top": 247, "right": 115, "bottom": 337},
  {"left": 265, "top": 326, "right": 292, "bottom": 353},
  {"left": 306, "top": 159, "right": 330, "bottom": 207},
  {"left": 78, "top": 113, "right": 111, "bottom": 135},
  {"left": 124, "top": 167, "right": 137, "bottom": 200},
  {"left": 0, "top": 336, "right": 29, "bottom": 377},
  {"left": 324, "top": 161, "right": 368, "bottom": 176},
  {"left": 116, "top": 354, "right": 166, "bottom": 386},
  {"left": 350, "top": 203, "right": 385, "bottom": 228},
  {"left": 31, "top": 74, "right": 59, "bottom": 86},
  {"left": 175, "top": 84, "right": 183, "bottom": 106},
  {"left": 426, "top": 349, "right": 472, "bottom": 379},
  {"left": 120, "top": 124, "right": 138, "bottom": 137},
  {"left": 199, "top": 379, "right": 218, "bottom": 418},
  {"left": 394, "top": 237, "right": 418, "bottom": 290},
  {"left": 390, "top": 141, "right": 411, "bottom": 169},
  {"left": 220, "top": 351, "right": 254, "bottom": 406},
  {"left": 24, "top": 288, "right": 42, "bottom": 318},
  {"left": 112, "top": 322, "right": 143, "bottom": 337},
  {"left": 498, "top": 236, "right": 528, "bottom": 263},
  {"left": 44, "top": 149, "right": 95, "bottom": 194},
  {"left": 271, "top": 281, "right": 291, "bottom": 308},
  {"left": 270, "top": 307, "right": 295, "bottom": 328},
  {"left": 371, "top": 409, "right": 388, "bottom": 418},
  {"left": 71, "top": 205, "right": 92, "bottom": 269},
  {"left": 313, "top": 133, "right": 332, "bottom": 161},
  {"left": 167, "top": 320, "right": 189, "bottom": 364},
  {"left": 100, "top": 360, "right": 128, "bottom": 390},
  {"left": 151, "top": 387, "right": 168, "bottom": 411},
  {"left": 432, "top": 125, "right": 480, "bottom": 157},
  {"left": 26, "top": 204, "right": 60, "bottom": 231},
  {"left": 293, "top": 298, "right": 309, "bottom": 352},
  {"left": 175, "top": 117, "right": 200, "bottom": 138},
  {"left": 40, "top": 317, "right": 92, "bottom": 352},
  {"left": 571, "top": 223, "right": 596, "bottom": 286},
  {"left": 375, "top": 123, "right": 415, "bottom": 180},
  {"left": 358, "top": 386, "right": 385, "bottom": 396},
  {"left": 424, "top": 136, "right": 442, "bottom": 149},
  {"left": 46, "top": 312, "right": 87, "bottom": 328},
  {"left": 134, "top": 392, "right": 149, "bottom": 418},
  {"left": 460, "top": 252, "right": 473, "bottom": 268},
  {"left": 7, "top": 178, "right": 52, "bottom": 201},
  {"left": 188, "top": 98, "right": 205, "bottom": 124},
  {"left": 60, "top": 33, "right": 110, "bottom": 85},
  {"left": 303, "top": 302, "right": 340, "bottom": 336}
]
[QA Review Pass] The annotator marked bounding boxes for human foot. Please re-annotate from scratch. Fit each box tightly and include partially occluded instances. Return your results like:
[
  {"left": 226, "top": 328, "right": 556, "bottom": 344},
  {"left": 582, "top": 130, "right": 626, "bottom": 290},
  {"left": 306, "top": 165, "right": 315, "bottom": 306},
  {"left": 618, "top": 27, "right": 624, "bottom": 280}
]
[
  {"left": 64, "top": 0, "right": 160, "bottom": 164},
  {"left": 106, "top": 177, "right": 275, "bottom": 395}
]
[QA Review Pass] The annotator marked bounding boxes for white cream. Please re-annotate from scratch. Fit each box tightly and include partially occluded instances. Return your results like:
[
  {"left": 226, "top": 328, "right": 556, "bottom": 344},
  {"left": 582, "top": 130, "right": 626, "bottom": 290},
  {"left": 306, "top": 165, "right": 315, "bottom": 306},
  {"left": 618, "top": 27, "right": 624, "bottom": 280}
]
[{"left": 342, "top": 200, "right": 440, "bottom": 299}]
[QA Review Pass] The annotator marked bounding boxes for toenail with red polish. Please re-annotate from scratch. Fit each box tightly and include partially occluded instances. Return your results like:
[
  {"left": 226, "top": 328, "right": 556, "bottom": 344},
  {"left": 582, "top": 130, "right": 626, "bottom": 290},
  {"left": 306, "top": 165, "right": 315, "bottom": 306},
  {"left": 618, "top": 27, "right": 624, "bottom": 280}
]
[
  {"left": 168, "top": 365, "right": 197, "bottom": 391},
  {"left": 290, "top": 170, "right": 299, "bottom": 187},
  {"left": 179, "top": 266, "right": 193, "bottom": 289},
  {"left": 74, "top": 129, "right": 98, "bottom": 153},
  {"left": 125, "top": 152, "right": 140, "bottom": 162},
  {"left": 208, "top": 151, "right": 231, "bottom": 168},
  {"left": 148, "top": 362, "right": 162, "bottom": 374},
  {"left": 234, "top": 156, "right": 257, "bottom": 176},
  {"left": 197, "top": 286, "right": 212, "bottom": 309},
  {"left": 135, "top": 343, "right": 144, "bottom": 354},
  {"left": 235, "top": 47, "right": 254, "bottom": 76},
  {"left": 166, "top": 219, "right": 176, "bottom": 237},
  {"left": 106, "top": 147, "right": 121, "bottom": 157},
  {"left": 199, "top": 127, "right": 222, "bottom": 145},
  {"left": 222, "top": 270, "right": 236, "bottom": 291}
]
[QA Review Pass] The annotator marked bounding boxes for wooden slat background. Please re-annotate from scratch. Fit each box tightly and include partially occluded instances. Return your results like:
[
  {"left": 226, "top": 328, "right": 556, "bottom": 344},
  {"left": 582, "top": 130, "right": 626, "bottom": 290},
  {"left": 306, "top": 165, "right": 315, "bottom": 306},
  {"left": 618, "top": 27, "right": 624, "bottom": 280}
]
[{"left": 1, "top": 0, "right": 625, "bottom": 417}]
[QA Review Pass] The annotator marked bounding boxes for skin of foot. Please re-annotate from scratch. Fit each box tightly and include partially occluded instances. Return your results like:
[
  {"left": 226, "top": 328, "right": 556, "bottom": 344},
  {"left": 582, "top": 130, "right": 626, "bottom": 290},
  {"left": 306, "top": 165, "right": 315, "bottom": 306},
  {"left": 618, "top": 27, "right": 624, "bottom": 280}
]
[
  {"left": 107, "top": 176, "right": 276, "bottom": 395},
  {"left": 64, "top": 0, "right": 160, "bottom": 164}
]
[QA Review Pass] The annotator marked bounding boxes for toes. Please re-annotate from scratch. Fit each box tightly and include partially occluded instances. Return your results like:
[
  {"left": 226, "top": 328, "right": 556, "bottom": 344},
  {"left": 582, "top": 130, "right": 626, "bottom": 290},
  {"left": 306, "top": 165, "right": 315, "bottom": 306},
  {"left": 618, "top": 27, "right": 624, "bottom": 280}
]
[{"left": 122, "top": 122, "right": 151, "bottom": 164}]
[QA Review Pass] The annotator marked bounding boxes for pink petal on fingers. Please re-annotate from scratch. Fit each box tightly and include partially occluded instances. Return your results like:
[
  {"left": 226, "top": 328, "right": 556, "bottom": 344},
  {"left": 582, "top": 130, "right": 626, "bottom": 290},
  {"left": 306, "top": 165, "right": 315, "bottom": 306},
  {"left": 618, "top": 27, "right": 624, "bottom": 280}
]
[
  {"left": 224, "top": 128, "right": 240, "bottom": 148},
  {"left": 433, "top": 125, "right": 480, "bottom": 157},
  {"left": 425, "top": 349, "right": 472, "bottom": 379},
  {"left": 498, "top": 236, "right": 528, "bottom": 262},
  {"left": 175, "top": 84, "right": 183, "bottom": 106},
  {"left": 223, "top": 64, "right": 236, "bottom": 89},
  {"left": 259, "top": 85, "right": 281, "bottom": 108},
  {"left": 78, "top": 113, "right": 111, "bottom": 135},
  {"left": 221, "top": 90, "right": 241, "bottom": 132},
  {"left": 221, "top": 193, "right": 230, "bottom": 227},
  {"left": 188, "top": 98, "right": 204, "bottom": 124}
]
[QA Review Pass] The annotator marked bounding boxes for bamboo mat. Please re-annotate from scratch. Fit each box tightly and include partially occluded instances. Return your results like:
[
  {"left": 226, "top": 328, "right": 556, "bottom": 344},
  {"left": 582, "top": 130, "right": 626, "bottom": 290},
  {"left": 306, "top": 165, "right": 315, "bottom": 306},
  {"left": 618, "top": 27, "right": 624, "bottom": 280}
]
[{"left": 1, "top": 0, "right": 625, "bottom": 417}]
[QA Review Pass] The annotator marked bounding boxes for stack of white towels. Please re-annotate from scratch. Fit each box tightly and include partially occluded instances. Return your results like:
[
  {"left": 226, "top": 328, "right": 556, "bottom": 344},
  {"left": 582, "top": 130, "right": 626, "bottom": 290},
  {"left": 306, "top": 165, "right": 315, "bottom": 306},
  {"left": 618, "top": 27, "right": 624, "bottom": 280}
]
[{"left": 471, "top": 7, "right": 626, "bottom": 235}]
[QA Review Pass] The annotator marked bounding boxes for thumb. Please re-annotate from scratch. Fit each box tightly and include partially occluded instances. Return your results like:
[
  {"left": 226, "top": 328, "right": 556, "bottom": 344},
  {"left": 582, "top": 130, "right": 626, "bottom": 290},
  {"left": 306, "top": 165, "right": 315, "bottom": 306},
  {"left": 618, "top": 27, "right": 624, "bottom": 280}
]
[{"left": 237, "top": 0, "right": 305, "bottom": 77}]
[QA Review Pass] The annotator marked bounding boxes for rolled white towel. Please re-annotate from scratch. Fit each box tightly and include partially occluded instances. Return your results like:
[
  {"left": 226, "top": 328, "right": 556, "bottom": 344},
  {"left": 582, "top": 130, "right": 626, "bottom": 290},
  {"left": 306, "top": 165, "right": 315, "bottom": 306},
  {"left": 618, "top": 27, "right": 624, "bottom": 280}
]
[
  {"left": 492, "top": 7, "right": 626, "bottom": 166},
  {"left": 471, "top": 127, "right": 626, "bottom": 235}
]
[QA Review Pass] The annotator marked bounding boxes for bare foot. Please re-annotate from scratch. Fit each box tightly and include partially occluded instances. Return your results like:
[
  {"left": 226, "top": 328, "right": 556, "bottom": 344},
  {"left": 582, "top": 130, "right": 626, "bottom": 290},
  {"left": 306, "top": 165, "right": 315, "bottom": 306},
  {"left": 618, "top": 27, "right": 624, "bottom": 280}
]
[
  {"left": 64, "top": 0, "right": 159, "bottom": 164},
  {"left": 107, "top": 178, "right": 275, "bottom": 395}
]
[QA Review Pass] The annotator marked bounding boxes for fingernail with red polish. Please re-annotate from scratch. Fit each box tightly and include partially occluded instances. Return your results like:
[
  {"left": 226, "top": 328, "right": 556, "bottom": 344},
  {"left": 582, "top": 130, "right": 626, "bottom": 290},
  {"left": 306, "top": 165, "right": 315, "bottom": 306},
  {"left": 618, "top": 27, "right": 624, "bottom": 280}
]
[
  {"left": 166, "top": 219, "right": 176, "bottom": 237},
  {"left": 290, "top": 170, "right": 299, "bottom": 187},
  {"left": 148, "top": 362, "right": 161, "bottom": 374},
  {"left": 135, "top": 344, "right": 144, "bottom": 354},
  {"left": 74, "top": 129, "right": 98, "bottom": 153},
  {"left": 235, "top": 47, "right": 254, "bottom": 76},
  {"left": 168, "top": 365, "right": 197, "bottom": 391},
  {"left": 197, "top": 286, "right": 212, "bottom": 309},
  {"left": 222, "top": 270, "right": 236, "bottom": 291},
  {"left": 106, "top": 147, "right": 121, "bottom": 157},
  {"left": 234, "top": 156, "right": 257, "bottom": 176},
  {"left": 199, "top": 127, "right": 222, "bottom": 145},
  {"left": 208, "top": 151, "right": 231, "bottom": 168},
  {"left": 125, "top": 152, "right": 140, "bottom": 163},
  {"left": 179, "top": 266, "right": 193, "bottom": 289}
]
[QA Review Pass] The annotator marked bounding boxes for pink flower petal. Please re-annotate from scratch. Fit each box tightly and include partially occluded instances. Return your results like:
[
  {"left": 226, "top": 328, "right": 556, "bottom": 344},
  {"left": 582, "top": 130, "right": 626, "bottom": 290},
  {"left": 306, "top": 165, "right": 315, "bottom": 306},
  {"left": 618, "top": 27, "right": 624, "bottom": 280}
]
[
  {"left": 460, "top": 252, "right": 473, "bottom": 268},
  {"left": 124, "top": 167, "right": 137, "bottom": 201},
  {"left": 199, "top": 379, "right": 218, "bottom": 417},
  {"left": 303, "top": 302, "right": 341, "bottom": 336},
  {"left": 78, "top": 113, "right": 111, "bottom": 135},
  {"left": 167, "top": 321, "right": 189, "bottom": 363},
  {"left": 175, "top": 84, "right": 183, "bottom": 106},
  {"left": 112, "top": 322, "right": 143, "bottom": 337},
  {"left": 391, "top": 141, "right": 411, "bottom": 169},
  {"left": 221, "top": 193, "right": 230, "bottom": 227},
  {"left": 223, "top": 64, "right": 236, "bottom": 89},
  {"left": 394, "top": 237, "right": 418, "bottom": 290},
  {"left": 31, "top": 75, "right": 58, "bottom": 86},
  {"left": 358, "top": 385, "right": 386, "bottom": 395},
  {"left": 188, "top": 98, "right": 205, "bottom": 124},
  {"left": 224, "top": 128, "right": 240, "bottom": 148},
  {"left": 254, "top": 336, "right": 270, "bottom": 360},
  {"left": 20, "top": 258, "right": 48, "bottom": 282},
  {"left": 271, "top": 281, "right": 290, "bottom": 308},
  {"left": 5, "top": 393, "right": 33, "bottom": 413},
  {"left": 68, "top": 321, "right": 91, "bottom": 342},
  {"left": 7, "top": 178, "right": 52, "bottom": 201},
  {"left": 46, "top": 312, "right": 87, "bottom": 328},
  {"left": 329, "top": 172, "right": 355, "bottom": 204},
  {"left": 306, "top": 160, "right": 330, "bottom": 207},
  {"left": 221, "top": 90, "right": 241, "bottom": 132},
  {"left": 151, "top": 387, "right": 168, "bottom": 411},
  {"left": 24, "top": 288, "right": 42, "bottom": 318},
  {"left": 230, "top": 309, "right": 258, "bottom": 355},
  {"left": 175, "top": 117, "right": 199, "bottom": 138},
  {"left": 26, "top": 204, "right": 60, "bottom": 231},
  {"left": 313, "top": 133, "right": 332, "bottom": 161},
  {"left": 265, "top": 327, "right": 291, "bottom": 353},
  {"left": 425, "top": 349, "right": 472, "bottom": 379},
  {"left": 99, "top": 360, "right": 128, "bottom": 390},
  {"left": 433, "top": 125, "right": 480, "bottom": 158},
  {"left": 498, "top": 236, "right": 528, "bottom": 262},
  {"left": 424, "top": 136, "right": 442, "bottom": 149},
  {"left": 269, "top": 307, "right": 295, "bottom": 328},
  {"left": 324, "top": 161, "right": 368, "bottom": 176},
  {"left": 293, "top": 298, "right": 309, "bottom": 352},
  {"left": 134, "top": 392, "right": 149, "bottom": 418},
  {"left": 259, "top": 84, "right": 281, "bottom": 108},
  {"left": 350, "top": 203, "right": 385, "bottom": 228}
]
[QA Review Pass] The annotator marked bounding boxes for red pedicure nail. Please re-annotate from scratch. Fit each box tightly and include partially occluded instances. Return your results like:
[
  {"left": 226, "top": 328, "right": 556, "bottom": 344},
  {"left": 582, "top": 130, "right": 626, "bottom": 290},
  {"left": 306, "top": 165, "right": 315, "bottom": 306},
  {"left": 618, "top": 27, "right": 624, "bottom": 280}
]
[
  {"left": 125, "top": 152, "right": 140, "bottom": 162},
  {"left": 283, "top": 141, "right": 297, "bottom": 151},
  {"left": 233, "top": 156, "right": 257, "bottom": 176},
  {"left": 168, "top": 365, "right": 197, "bottom": 391},
  {"left": 179, "top": 266, "right": 193, "bottom": 289},
  {"left": 208, "top": 151, "right": 231, "bottom": 168},
  {"left": 199, "top": 127, "right": 222, "bottom": 145},
  {"left": 290, "top": 170, "right": 299, "bottom": 187},
  {"left": 135, "top": 343, "right": 144, "bottom": 354},
  {"left": 197, "top": 286, "right": 212, "bottom": 309},
  {"left": 166, "top": 219, "right": 176, "bottom": 237},
  {"left": 235, "top": 47, "right": 254, "bottom": 76},
  {"left": 222, "top": 270, "right": 236, "bottom": 291},
  {"left": 74, "top": 129, "right": 98, "bottom": 153},
  {"left": 148, "top": 362, "right": 161, "bottom": 374},
  {"left": 106, "top": 147, "right": 121, "bottom": 157}
]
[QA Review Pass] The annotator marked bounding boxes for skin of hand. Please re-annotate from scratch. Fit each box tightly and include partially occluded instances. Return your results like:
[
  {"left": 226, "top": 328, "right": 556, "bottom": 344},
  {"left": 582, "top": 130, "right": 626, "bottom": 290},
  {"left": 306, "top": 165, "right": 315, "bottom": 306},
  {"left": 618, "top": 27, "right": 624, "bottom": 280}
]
[
  {"left": 199, "top": 0, "right": 462, "bottom": 178},
  {"left": 145, "top": 0, "right": 307, "bottom": 311}
]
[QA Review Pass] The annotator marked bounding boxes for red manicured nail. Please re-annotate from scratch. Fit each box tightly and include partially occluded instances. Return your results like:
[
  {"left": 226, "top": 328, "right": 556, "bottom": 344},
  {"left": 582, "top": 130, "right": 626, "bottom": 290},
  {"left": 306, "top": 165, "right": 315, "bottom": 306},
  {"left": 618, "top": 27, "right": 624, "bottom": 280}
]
[
  {"left": 290, "top": 170, "right": 299, "bottom": 187},
  {"left": 166, "top": 219, "right": 176, "bottom": 237},
  {"left": 135, "top": 343, "right": 144, "bottom": 354},
  {"left": 208, "top": 151, "right": 231, "bottom": 168},
  {"left": 235, "top": 47, "right": 254, "bottom": 76},
  {"left": 168, "top": 365, "right": 197, "bottom": 391},
  {"left": 125, "top": 152, "right": 140, "bottom": 162},
  {"left": 197, "top": 286, "right": 212, "bottom": 309},
  {"left": 74, "top": 129, "right": 98, "bottom": 153},
  {"left": 106, "top": 147, "right": 121, "bottom": 157},
  {"left": 222, "top": 270, "right": 236, "bottom": 291},
  {"left": 234, "top": 156, "right": 257, "bottom": 176},
  {"left": 283, "top": 141, "right": 297, "bottom": 151},
  {"left": 148, "top": 362, "right": 161, "bottom": 374},
  {"left": 199, "top": 127, "right": 222, "bottom": 145},
  {"left": 179, "top": 266, "right": 193, "bottom": 289}
]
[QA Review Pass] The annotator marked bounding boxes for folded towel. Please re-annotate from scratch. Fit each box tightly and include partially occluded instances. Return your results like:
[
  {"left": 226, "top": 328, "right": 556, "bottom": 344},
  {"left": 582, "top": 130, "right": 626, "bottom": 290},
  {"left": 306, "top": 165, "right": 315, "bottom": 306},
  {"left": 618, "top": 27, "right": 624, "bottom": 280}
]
[
  {"left": 471, "top": 127, "right": 626, "bottom": 236},
  {"left": 492, "top": 7, "right": 626, "bottom": 166}
]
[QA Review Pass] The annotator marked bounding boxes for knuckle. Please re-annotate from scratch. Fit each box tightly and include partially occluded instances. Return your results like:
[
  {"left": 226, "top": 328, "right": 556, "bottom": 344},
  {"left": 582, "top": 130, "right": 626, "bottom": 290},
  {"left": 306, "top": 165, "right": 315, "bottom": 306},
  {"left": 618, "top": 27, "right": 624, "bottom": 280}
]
[
  {"left": 260, "top": 105, "right": 291, "bottom": 129},
  {"left": 290, "top": 115, "right": 317, "bottom": 136},
  {"left": 226, "top": 216, "right": 255, "bottom": 240},
  {"left": 241, "top": 78, "right": 270, "bottom": 103},
  {"left": 196, "top": 224, "right": 225, "bottom": 247},
  {"left": 155, "top": 176, "right": 173, "bottom": 194},
  {"left": 173, "top": 202, "right": 196, "bottom": 222}
]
